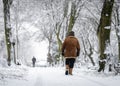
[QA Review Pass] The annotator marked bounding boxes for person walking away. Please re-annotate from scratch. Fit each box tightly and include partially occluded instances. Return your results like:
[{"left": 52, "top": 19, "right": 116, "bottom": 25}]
[
  {"left": 32, "top": 56, "right": 36, "bottom": 67},
  {"left": 62, "top": 31, "right": 80, "bottom": 75}
]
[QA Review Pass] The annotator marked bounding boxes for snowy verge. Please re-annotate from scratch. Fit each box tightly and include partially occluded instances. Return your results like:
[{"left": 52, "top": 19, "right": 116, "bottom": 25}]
[{"left": 0, "top": 65, "right": 28, "bottom": 86}]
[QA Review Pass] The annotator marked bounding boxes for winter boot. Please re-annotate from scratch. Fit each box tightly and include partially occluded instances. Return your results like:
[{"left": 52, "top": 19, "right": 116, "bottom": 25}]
[
  {"left": 65, "top": 71, "right": 68, "bottom": 75},
  {"left": 65, "top": 69, "right": 69, "bottom": 75}
]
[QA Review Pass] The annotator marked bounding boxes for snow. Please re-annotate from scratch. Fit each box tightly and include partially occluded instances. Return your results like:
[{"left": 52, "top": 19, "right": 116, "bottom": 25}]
[
  {"left": 104, "top": 26, "right": 111, "bottom": 29},
  {"left": 0, "top": 58, "right": 8, "bottom": 67},
  {"left": 106, "top": 14, "right": 109, "bottom": 16},
  {"left": 31, "top": 41, "right": 48, "bottom": 61},
  {"left": 0, "top": 0, "right": 120, "bottom": 86},
  {"left": 67, "top": 1, "right": 72, "bottom": 15},
  {"left": 0, "top": 66, "right": 120, "bottom": 86}
]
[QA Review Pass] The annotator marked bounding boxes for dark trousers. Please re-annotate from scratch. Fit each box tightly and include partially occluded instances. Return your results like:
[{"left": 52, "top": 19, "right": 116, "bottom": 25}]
[
  {"left": 33, "top": 62, "right": 35, "bottom": 67},
  {"left": 65, "top": 58, "right": 75, "bottom": 68}
]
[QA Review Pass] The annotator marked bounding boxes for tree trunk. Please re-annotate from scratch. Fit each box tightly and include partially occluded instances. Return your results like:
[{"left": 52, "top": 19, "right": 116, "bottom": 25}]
[
  {"left": 55, "top": 23, "right": 62, "bottom": 58},
  {"left": 87, "top": 39, "right": 95, "bottom": 66},
  {"left": 81, "top": 36, "right": 95, "bottom": 66},
  {"left": 97, "top": 0, "right": 114, "bottom": 72},
  {"left": 67, "top": 2, "right": 76, "bottom": 33},
  {"left": 12, "top": 42, "right": 16, "bottom": 64},
  {"left": 114, "top": 26, "right": 120, "bottom": 62},
  {"left": 115, "top": 5, "right": 120, "bottom": 62},
  {"left": 118, "top": 42, "right": 120, "bottom": 62},
  {"left": 3, "top": 0, "right": 13, "bottom": 66},
  {"left": 15, "top": 0, "right": 20, "bottom": 62}
]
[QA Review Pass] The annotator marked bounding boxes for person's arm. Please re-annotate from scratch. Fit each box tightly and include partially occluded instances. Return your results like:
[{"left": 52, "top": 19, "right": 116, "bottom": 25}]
[
  {"left": 61, "top": 39, "right": 66, "bottom": 56},
  {"left": 76, "top": 39, "right": 80, "bottom": 56}
]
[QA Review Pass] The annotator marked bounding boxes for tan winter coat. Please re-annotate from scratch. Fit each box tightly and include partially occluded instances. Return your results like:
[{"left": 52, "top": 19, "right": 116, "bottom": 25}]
[{"left": 62, "top": 36, "right": 80, "bottom": 58}]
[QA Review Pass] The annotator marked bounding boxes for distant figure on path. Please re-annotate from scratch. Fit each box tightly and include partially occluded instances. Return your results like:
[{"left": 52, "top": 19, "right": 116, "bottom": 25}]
[
  {"left": 32, "top": 56, "right": 36, "bottom": 67},
  {"left": 62, "top": 31, "right": 80, "bottom": 75}
]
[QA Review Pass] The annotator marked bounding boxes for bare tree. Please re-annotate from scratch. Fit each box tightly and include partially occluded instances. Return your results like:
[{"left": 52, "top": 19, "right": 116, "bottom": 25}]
[
  {"left": 3, "top": 0, "right": 13, "bottom": 66},
  {"left": 113, "top": 3, "right": 120, "bottom": 62},
  {"left": 97, "top": 0, "right": 114, "bottom": 72}
]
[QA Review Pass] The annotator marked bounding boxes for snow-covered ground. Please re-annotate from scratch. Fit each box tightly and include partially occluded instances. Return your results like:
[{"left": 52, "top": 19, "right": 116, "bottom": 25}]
[{"left": 0, "top": 65, "right": 120, "bottom": 86}]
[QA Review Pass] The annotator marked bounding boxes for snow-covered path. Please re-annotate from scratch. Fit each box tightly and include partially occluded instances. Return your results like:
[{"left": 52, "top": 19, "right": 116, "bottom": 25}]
[
  {"left": 32, "top": 67, "right": 102, "bottom": 86},
  {"left": 2, "top": 67, "right": 120, "bottom": 86}
]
